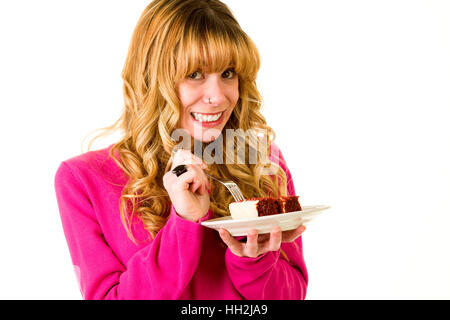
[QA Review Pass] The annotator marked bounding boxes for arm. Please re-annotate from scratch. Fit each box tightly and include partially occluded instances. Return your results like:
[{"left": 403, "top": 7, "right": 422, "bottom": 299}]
[
  {"left": 224, "top": 145, "right": 308, "bottom": 300},
  {"left": 55, "top": 162, "right": 207, "bottom": 300}
]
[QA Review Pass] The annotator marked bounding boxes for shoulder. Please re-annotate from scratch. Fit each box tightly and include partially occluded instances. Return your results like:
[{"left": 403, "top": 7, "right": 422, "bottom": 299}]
[
  {"left": 62, "top": 144, "right": 113, "bottom": 167},
  {"left": 55, "top": 144, "right": 126, "bottom": 189},
  {"left": 269, "top": 141, "right": 297, "bottom": 195},
  {"left": 269, "top": 141, "right": 288, "bottom": 172}
]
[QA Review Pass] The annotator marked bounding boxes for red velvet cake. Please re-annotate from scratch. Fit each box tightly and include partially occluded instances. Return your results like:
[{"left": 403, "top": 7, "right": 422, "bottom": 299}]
[
  {"left": 279, "top": 196, "right": 302, "bottom": 213},
  {"left": 229, "top": 196, "right": 302, "bottom": 219}
]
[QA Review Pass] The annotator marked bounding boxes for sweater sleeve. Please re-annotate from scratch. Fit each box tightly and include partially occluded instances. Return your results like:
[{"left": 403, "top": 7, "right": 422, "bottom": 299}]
[
  {"left": 224, "top": 144, "right": 308, "bottom": 300},
  {"left": 54, "top": 161, "right": 207, "bottom": 300}
]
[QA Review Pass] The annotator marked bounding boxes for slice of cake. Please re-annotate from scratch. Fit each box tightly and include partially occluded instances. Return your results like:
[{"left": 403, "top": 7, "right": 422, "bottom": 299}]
[
  {"left": 229, "top": 196, "right": 302, "bottom": 220},
  {"left": 279, "top": 196, "right": 302, "bottom": 213}
]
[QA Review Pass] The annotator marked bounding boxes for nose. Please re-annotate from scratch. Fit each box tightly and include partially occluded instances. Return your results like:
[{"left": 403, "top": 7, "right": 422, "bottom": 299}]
[{"left": 202, "top": 75, "right": 226, "bottom": 106}]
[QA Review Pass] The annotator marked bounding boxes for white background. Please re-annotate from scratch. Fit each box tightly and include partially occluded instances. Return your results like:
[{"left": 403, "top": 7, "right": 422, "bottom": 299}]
[{"left": 0, "top": 0, "right": 449, "bottom": 299}]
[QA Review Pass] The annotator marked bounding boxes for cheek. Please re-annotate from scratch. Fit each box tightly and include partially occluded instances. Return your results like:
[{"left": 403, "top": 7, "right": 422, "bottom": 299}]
[
  {"left": 177, "top": 83, "right": 198, "bottom": 112},
  {"left": 226, "top": 81, "right": 240, "bottom": 107},
  {"left": 177, "top": 89, "right": 187, "bottom": 107},
  {"left": 175, "top": 86, "right": 191, "bottom": 128}
]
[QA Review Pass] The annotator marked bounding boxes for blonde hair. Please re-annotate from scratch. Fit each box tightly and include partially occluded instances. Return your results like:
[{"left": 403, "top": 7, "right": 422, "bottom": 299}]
[{"left": 86, "top": 0, "right": 288, "bottom": 241}]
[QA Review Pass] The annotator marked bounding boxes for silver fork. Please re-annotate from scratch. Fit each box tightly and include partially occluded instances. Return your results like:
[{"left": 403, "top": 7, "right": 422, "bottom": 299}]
[{"left": 204, "top": 172, "right": 245, "bottom": 202}]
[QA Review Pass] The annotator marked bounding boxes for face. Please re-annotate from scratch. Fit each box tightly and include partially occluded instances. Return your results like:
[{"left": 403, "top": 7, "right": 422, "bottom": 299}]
[{"left": 176, "top": 68, "right": 239, "bottom": 143}]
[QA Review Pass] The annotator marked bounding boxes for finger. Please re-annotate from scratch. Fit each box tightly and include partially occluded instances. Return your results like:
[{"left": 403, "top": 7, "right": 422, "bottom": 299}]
[
  {"left": 172, "top": 149, "right": 207, "bottom": 169},
  {"left": 218, "top": 229, "right": 244, "bottom": 256},
  {"left": 281, "top": 225, "right": 306, "bottom": 243},
  {"left": 197, "top": 165, "right": 211, "bottom": 194},
  {"left": 172, "top": 165, "right": 204, "bottom": 194},
  {"left": 174, "top": 167, "right": 197, "bottom": 191},
  {"left": 189, "top": 176, "right": 201, "bottom": 194},
  {"left": 195, "top": 180, "right": 205, "bottom": 195},
  {"left": 163, "top": 170, "right": 175, "bottom": 184},
  {"left": 189, "top": 164, "right": 210, "bottom": 194},
  {"left": 199, "top": 180, "right": 208, "bottom": 195},
  {"left": 268, "top": 226, "right": 282, "bottom": 251},
  {"left": 163, "top": 170, "right": 179, "bottom": 190},
  {"left": 192, "top": 177, "right": 207, "bottom": 195},
  {"left": 258, "top": 226, "right": 281, "bottom": 254},
  {"left": 245, "top": 229, "right": 259, "bottom": 258}
]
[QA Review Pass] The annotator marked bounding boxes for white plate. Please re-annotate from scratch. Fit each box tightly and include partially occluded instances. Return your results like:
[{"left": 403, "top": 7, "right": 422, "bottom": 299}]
[{"left": 201, "top": 205, "right": 330, "bottom": 237}]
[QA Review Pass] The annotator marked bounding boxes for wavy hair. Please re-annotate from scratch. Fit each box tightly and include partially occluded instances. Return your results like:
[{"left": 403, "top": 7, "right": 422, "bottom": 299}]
[{"left": 85, "top": 0, "right": 288, "bottom": 241}]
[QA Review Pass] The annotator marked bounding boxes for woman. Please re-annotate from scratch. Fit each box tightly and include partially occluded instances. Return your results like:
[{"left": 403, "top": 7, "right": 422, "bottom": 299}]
[{"left": 55, "top": 0, "right": 307, "bottom": 300}]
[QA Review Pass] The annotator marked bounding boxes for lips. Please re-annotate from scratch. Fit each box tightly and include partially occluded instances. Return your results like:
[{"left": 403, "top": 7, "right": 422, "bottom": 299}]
[
  {"left": 190, "top": 111, "right": 225, "bottom": 128},
  {"left": 191, "top": 111, "right": 223, "bottom": 122}
]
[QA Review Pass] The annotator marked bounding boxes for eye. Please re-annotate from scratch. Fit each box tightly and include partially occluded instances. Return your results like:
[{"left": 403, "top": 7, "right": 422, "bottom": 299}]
[
  {"left": 222, "top": 69, "right": 236, "bottom": 79},
  {"left": 188, "top": 71, "right": 203, "bottom": 80}
]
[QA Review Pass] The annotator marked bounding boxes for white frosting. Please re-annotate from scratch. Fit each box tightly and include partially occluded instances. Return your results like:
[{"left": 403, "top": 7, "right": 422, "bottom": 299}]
[{"left": 229, "top": 200, "right": 259, "bottom": 220}]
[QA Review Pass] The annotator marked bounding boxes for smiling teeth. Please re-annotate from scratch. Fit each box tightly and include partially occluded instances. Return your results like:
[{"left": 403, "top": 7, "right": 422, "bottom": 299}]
[{"left": 192, "top": 112, "right": 223, "bottom": 122}]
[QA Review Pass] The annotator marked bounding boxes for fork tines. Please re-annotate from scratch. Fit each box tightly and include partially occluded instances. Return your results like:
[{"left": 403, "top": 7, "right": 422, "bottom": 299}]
[
  {"left": 205, "top": 172, "right": 245, "bottom": 202},
  {"left": 225, "top": 182, "right": 245, "bottom": 202}
]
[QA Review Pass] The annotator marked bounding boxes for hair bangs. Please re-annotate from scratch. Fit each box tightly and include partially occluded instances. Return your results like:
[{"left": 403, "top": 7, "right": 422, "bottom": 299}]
[{"left": 175, "top": 13, "right": 259, "bottom": 82}]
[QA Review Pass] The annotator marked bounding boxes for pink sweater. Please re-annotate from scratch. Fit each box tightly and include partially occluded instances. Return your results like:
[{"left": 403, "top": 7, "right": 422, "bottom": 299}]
[{"left": 54, "top": 143, "right": 308, "bottom": 300}]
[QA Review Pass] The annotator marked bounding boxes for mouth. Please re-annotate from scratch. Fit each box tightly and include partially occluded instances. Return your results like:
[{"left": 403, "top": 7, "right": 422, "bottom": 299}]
[{"left": 190, "top": 111, "right": 225, "bottom": 127}]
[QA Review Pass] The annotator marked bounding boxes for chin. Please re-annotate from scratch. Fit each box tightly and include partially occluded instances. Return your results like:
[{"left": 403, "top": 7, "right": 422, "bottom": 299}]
[
  {"left": 189, "top": 124, "right": 225, "bottom": 143},
  {"left": 193, "top": 131, "right": 221, "bottom": 143}
]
